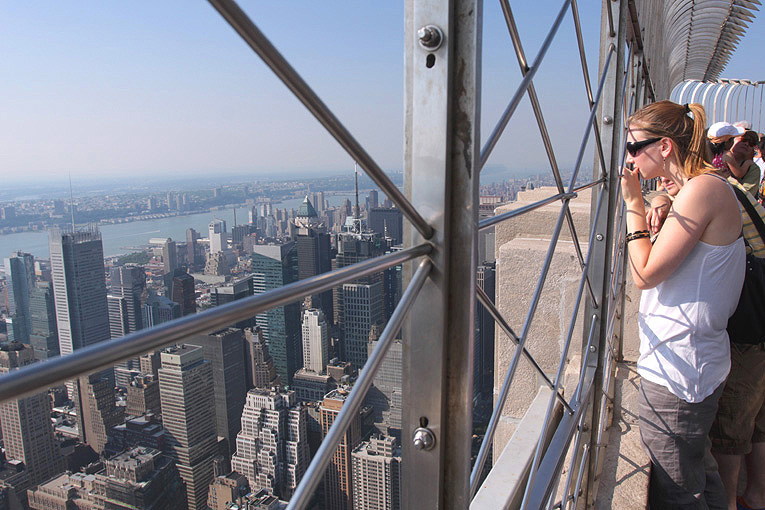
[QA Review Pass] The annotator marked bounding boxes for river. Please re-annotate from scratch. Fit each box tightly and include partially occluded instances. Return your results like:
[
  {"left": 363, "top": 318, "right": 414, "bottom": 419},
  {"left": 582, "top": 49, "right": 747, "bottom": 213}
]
[{"left": 0, "top": 192, "right": 363, "bottom": 263}]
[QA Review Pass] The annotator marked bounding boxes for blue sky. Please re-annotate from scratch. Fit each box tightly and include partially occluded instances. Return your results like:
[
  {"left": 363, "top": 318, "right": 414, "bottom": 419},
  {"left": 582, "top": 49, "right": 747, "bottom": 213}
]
[{"left": 1, "top": 2, "right": 763, "bottom": 186}]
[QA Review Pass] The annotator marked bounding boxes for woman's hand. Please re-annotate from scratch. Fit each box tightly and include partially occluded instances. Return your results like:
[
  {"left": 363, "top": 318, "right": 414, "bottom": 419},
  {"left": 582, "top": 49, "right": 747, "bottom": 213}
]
[
  {"left": 646, "top": 194, "right": 671, "bottom": 235},
  {"left": 621, "top": 164, "right": 643, "bottom": 206}
]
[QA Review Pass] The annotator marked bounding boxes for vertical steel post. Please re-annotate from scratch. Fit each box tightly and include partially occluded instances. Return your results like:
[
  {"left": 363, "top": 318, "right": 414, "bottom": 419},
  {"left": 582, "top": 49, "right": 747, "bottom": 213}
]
[
  {"left": 402, "top": 0, "right": 481, "bottom": 507},
  {"left": 581, "top": 0, "right": 628, "bottom": 506}
]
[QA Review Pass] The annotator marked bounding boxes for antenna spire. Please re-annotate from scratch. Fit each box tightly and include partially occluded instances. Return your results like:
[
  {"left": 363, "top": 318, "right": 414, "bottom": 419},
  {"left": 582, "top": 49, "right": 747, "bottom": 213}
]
[
  {"left": 68, "top": 172, "right": 76, "bottom": 231},
  {"left": 354, "top": 162, "right": 360, "bottom": 233}
]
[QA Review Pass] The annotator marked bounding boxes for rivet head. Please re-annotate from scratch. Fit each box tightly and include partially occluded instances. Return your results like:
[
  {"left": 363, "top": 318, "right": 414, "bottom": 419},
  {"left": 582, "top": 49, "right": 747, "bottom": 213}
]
[
  {"left": 413, "top": 427, "right": 436, "bottom": 451},
  {"left": 589, "top": 345, "right": 597, "bottom": 352},
  {"left": 418, "top": 25, "right": 443, "bottom": 50},
  {"left": 603, "top": 116, "right": 613, "bottom": 125},
  {"left": 596, "top": 233, "right": 604, "bottom": 241}
]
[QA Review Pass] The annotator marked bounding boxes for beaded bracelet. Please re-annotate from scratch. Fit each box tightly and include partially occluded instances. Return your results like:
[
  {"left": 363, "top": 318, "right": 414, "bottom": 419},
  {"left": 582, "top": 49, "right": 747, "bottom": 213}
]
[{"left": 625, "top": 230, "right": 650, "bottom": 243}]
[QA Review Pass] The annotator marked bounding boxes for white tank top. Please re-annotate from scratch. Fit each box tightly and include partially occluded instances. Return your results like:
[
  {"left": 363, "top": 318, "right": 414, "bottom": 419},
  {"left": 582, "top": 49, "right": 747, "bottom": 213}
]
[{"left": 638, "top": 236, "right": 745, "bottom": 403}]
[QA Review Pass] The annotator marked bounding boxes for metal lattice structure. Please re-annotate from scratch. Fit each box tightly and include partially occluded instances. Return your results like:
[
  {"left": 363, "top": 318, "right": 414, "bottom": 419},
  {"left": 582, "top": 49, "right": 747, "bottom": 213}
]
[{"left": 0, "top": 1, "right": 758, "bottom": 508}]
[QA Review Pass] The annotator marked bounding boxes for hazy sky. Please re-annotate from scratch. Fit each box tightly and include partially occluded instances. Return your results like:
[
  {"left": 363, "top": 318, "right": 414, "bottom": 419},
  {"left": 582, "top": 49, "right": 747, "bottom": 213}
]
[{"left": 1, "top": 2, "right": 763, "bottom": 187}]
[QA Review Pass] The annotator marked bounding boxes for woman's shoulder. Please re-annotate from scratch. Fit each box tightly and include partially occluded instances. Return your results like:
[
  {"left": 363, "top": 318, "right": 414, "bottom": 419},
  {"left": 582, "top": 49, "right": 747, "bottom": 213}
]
[{"left": 675, "top": 173, "right": 733, "bottom": 209}]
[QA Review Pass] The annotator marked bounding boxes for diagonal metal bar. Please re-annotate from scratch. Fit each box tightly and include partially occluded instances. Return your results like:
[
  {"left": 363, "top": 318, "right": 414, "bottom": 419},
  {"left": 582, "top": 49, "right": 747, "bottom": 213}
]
[
  {"left": 0, "top": 243, "right": 431, "bottom": 404},
  {"left": 566, "top": 44, "right": 616, "bottom": 192},
  {"left": 470, "top": 199, "right": 570, "bottom": 497},
  {"left": 570, "top": 0, "right": 608, "bottom": 182},
  {"left": 521, "top": 190, "right": 606, "bottom": 504},
  {"left": 498, "top": 0, "right": 598, "bottom": 310},
  {"left": 287, "top": 258, "right": 432, "bottom": 510},
  {"left": 476, "top": 286, "right": 573, "bottom": 414},
  {"left": 480, "top": 0, "right": 572, "bottom": 170},
  {"left": 206, "top": 0, "right": 433, "bottom": 240}
]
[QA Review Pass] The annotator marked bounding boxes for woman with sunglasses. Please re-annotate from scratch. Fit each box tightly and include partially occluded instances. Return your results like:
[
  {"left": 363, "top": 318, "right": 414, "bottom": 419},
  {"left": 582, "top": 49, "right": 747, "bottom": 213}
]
[{"left": 621, "top": 100, "right": 745, "bottom": 509}]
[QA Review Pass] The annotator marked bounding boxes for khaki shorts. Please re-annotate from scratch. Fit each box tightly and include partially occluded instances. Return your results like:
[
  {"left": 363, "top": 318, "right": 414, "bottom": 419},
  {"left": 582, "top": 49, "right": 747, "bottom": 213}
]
[{"left": 710, "top": 343, "right": 765, "bottom": 455}]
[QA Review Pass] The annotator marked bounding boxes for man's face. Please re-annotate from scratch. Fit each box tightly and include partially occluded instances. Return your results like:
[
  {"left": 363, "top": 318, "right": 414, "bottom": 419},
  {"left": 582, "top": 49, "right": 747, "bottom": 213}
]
[{"left": 732, "top": 135, "right": 755, "bottom": 160}]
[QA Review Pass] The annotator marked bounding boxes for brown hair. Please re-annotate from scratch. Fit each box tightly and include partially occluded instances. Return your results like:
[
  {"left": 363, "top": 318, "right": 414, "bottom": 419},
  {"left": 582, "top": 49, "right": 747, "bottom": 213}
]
[
  {"left": 740, "top": 130, "right": 759, "bottom": 146},
  {"left": 628, "top": 101, "right": 712, "bottom": 178}
]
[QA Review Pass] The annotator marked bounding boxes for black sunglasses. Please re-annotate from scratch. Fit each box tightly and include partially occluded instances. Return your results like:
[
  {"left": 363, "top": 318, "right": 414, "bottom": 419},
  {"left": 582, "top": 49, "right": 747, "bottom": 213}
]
[{"left": 626, "top": 137, "right": 662, "bottom": 157}]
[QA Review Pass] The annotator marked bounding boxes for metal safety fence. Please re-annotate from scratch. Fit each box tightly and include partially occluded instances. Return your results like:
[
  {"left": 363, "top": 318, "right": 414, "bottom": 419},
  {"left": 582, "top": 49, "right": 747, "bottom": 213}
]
[{"left": 0, "top": 0, "right": 714, "bottom": 508}]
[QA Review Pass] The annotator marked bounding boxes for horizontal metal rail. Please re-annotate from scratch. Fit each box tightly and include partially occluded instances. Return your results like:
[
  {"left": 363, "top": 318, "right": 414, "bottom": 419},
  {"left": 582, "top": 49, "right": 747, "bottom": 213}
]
[
  {"left": 206, "top": 0, "right": 433, "bottom": 241},
  {"left": 0, "top": 243, "right": 431, "bottom": 403},
  {"left": 476, "top": 286, "right": 573, "bottom": 414},
  {"left": 287, "top": 258, "right": 432, "bottom": 510}
]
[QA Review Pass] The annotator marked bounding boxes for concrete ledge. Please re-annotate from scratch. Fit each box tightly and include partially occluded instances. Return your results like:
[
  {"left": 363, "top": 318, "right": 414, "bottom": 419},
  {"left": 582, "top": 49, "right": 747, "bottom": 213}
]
[
  {"left": 471, "top": 387, "right": 558, "bottom": 510},
  {"left": 594, "top": 362, "right": 650, "bottom": 510}
]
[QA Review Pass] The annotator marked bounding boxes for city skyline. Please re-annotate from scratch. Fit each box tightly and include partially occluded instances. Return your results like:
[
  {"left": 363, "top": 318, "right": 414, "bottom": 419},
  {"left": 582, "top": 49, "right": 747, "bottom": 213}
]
[{"left": 3, "top": 3, "right": 762, "bottom": 185}]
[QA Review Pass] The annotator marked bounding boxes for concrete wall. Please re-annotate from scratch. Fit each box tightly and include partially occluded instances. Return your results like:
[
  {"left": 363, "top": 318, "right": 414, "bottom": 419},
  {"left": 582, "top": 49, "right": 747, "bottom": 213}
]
[{"left": 492, "top": 187, "right": 592, "bottom": 455}]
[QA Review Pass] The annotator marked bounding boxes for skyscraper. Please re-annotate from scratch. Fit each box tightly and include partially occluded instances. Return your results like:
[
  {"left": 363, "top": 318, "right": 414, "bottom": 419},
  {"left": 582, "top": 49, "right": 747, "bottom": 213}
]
[
  {"left": 0, "top": 343, "right": 65, "bottom": 487},
  {"left": 191, "top": 328, "right": 248, "bottom": 455},
  {"left": 321, "top": 389, "right": 361, "bottom": 510},
  {"left": 49, "top": 227, "right": 111, "bottom": 357},
  {"left": 143, "top": 293, "right": 181, "bottom": 328},
  {"left": 49, "top": 227, "right": 111, "bottom": 395},
  {"left": 4, "top": 251, "right": 35, "bottom": 344},
  {"left": 230, "top": 388, "right": 309, "bottom": 500},
  {"left": 28, "top": 280, "right": 59, "bottom": 361},
  {"left": 243, "top": 327, "right": 281, "bottom": 390},
  {"left": 210, "top": 275, "right": 254, "bottom": 329},
  {"left": 109, "top": 264, "right": 147, "bottom": 387},
  {"left": 475, "top": 262, "right": 496, "bottom": 397},
  {"left": 209, "top": 219, "right": 228, "bottom": 254},
  {"left": 295, "top": 197, "right": 334, "bottom": 321},
  {"left": 302, "top": 309, "right": 329, "bottom": 373},
  {"left": 186, "top": 227, "right": 203, "bottom": 269},
  {"left": 162, "top": 238, "right": 178, "bottom": 275},
  {"left": 159, "top": 344, "right": 218, "bottom": 510},
  {"left": 351, "top": 436, "right": 402, "bottom": 510},
  {"left": 75, "top": 373, "right": 125, "bottom": 455},
  {"left": 164, "top": 268, "right": 197, "bottom": 316},
  {"left": 343, "top": 281, "right": 384, "bottom": 371},
  {"left": 364, "top": 340, "right": 402, "bottom": 439},
  {"left": 251, "top": 242, "right": 301, "bottom": 385}
]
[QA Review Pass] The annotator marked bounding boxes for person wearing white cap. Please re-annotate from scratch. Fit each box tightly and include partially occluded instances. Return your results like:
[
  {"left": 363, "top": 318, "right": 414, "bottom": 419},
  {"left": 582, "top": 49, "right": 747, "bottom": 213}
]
[{"left": 707, "top": 122, "right": 759, "bottom": 196}]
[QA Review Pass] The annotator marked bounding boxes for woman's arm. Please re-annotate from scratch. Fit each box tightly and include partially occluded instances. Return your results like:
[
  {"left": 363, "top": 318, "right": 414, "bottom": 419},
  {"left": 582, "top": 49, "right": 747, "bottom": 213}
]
[
  {"left": 646, "top": 193, "right": 671, "bottom": 235},
  {"left": 723, "top": 153, "right": 748, "bottom": 179},
  {"left": 622, "top": 173, "right": 725, "bottom": 289}
]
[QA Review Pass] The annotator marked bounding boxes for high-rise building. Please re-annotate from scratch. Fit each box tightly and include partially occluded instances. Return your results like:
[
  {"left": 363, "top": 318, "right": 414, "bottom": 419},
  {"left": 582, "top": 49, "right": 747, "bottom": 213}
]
[
  {"left": 366, "top": 190, "right": 379, "bottom": 211},
  {"left": 302, "top": 309, "right": 329, "bottom": 373},
  {"left": 251, "top": 242, "right": 301, "bottom": 385},
  {"left": 4, "top": 251, "right": 35, "bottom": 343},
  {"left": 28, "top": 447, "right": 187, "bottom": 510},
  {"left": 243, "top": 327, "right": 281, "bottom": 390},
  {"left": 187, "top": 228, "right": 203, "bottom": 269},
  {"left": 191, "top": 328, "right": 248, "bottom": 454},
  {"left": 28, "top": 280, "right": 59, "bottom": 361},
  {"left": 343, "top": 280, "right": 384, "bottom": 371},
  {"left": 143, "top": 293, "right": 181, "bottom": 328},
  {"left": 75, "top": 372, "right": 125, "bottom": 454},
  {"left": 475, "top": 262, "right": 496, "bottom": 398},
  {"left": 364, "top": 340, "right": 402, "bottom": 439},
  {"left": 49, "top": 227, "right": 112, "bottom": 396},
  {"left": 209, "top": 219, "right": 228, "bottom": 254},
  {"left": 295, "top": 197, "right": 334, "bottom": 321},
  {"left": 332, "top": 230, "right": 383, "bottom": 330},
  {"left": 231, "top": 388, "right": 309, "bottom": 500},
  {"left": 49, "top": 227, "right": 111, "bottom": 356},
  {"left": 164, "top": 268, "right": 197, "bottom": 316},
  {"left": 321, "top": 389, "right": 361, "bottom": 510},
  {"left": 109, "top": 264, "right": 148, "bottom": 387},
  {"left": 211, "top": 275, "right": 254, "bottom": 329},
  {"left": 126, "top": 374, "right": 162, "bottom": 417},
  {"left": 159, "top": 344, "right": 219, "bottom": 510},
  {"left": 208, "top": 472, "right": 249, "bottom": 510},
  {"left": 351, "top": 436, "right": 402, "bottom": 510},
  {"left": 0, "top": 343, "right": 65, "bottom": 487},
  {"left": 162, "top": 238, "right": 178, "bottom": 275},
  {"left": 368, "top": 208, "right": 403, "bottom": 246}
]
